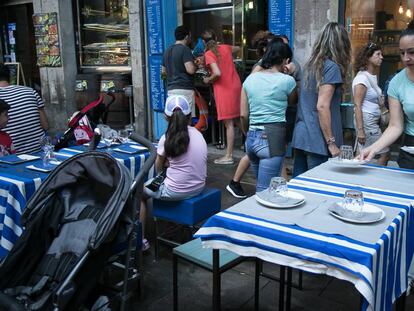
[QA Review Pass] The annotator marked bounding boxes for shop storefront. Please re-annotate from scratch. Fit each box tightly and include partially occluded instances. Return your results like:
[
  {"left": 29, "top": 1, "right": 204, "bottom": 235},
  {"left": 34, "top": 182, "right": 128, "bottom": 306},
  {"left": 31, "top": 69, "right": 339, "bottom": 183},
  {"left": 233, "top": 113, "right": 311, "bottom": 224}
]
[{"left": 2, "top": 0, "right": 410, "bottom": 140}]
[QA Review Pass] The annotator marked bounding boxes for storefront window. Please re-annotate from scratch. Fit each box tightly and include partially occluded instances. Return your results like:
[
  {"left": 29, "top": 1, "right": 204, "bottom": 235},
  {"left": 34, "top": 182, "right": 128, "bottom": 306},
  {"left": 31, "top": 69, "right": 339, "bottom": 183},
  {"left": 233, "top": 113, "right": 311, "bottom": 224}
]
[
  {"left": 76, "top": 0, "right": 130, "bottom": 70},
  {"left": 183, "top": 0, "right": 267, "bottom": 72},
  {"left": 345, "top": 0, "right": 413, "bottom": 87}
]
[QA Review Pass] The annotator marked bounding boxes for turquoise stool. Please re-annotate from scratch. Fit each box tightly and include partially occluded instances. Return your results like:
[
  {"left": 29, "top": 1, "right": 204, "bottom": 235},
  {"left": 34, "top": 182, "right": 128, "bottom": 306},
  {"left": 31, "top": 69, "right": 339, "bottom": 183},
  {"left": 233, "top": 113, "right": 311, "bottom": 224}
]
[
  {"left": 172, "top": 238, "right": 259, "bottom": 311},
  {"left": 152, "top": 188, "right": 221, "bottom": 259}
]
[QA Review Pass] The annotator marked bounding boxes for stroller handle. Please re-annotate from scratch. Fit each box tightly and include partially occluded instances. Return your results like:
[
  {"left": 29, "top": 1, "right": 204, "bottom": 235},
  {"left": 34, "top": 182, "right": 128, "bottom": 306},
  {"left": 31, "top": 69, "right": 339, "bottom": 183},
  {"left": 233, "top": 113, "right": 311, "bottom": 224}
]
[{"left": 129, "top": 133, "right": 157, "bottom": 192}]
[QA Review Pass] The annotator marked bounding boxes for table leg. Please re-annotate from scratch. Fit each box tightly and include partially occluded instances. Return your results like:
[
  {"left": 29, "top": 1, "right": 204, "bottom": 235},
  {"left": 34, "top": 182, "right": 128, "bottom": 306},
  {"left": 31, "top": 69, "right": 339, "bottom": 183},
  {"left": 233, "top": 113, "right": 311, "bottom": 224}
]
[
  {"left": 279, "top": 266, "right": 285, "bottom": 311},
  {"left": 286, "top": 267, "right": 292, "bottom": 311},
  {"left": 395, "top": 292, "right": 406, "bottom": 311},
  {"left": 213, "top": 249, "right": 220, "bottom": 311},
  {"left": 254, "top": 258, "right": 260, "bottom": 311}
]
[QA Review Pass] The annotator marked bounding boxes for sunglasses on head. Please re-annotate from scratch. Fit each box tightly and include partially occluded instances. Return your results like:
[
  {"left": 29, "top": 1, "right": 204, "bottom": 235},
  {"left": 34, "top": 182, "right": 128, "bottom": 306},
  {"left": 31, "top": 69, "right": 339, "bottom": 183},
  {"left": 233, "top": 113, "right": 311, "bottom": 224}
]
[{"left": 367, "top": 42, "right": 378, "bottom": 50}]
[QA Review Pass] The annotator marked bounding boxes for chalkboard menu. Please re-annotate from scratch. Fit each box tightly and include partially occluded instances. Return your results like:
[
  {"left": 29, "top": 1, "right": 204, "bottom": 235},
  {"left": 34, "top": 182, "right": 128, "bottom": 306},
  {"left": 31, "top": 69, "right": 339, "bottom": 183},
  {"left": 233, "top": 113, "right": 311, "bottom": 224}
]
[
  {"left": 268, "top": 0, "right": 294, "bottom": 44},
  {"left": 146, "top": 0, "right": 164, "bottom": 111}
]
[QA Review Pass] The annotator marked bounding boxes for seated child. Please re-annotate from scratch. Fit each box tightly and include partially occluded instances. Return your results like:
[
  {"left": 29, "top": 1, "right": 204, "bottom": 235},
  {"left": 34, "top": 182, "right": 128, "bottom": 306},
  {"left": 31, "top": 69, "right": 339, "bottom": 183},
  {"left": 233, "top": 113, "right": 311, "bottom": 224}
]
[
  {"left": 0, "top": 99, "right": 15, "bottom": 156},
  {"left": 140, "top": 95, "right": 208, "bottom": 250}
]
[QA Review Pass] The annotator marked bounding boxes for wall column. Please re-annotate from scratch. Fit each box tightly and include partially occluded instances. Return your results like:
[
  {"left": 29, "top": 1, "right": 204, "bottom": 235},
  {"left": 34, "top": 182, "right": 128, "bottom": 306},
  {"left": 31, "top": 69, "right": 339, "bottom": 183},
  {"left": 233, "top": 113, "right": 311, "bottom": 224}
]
[
  {"left": 32, "top": 0, "right": 77, "bottom": 132},
  {"left": 129, "top": 0, "right": 147, "bottom": 136}
]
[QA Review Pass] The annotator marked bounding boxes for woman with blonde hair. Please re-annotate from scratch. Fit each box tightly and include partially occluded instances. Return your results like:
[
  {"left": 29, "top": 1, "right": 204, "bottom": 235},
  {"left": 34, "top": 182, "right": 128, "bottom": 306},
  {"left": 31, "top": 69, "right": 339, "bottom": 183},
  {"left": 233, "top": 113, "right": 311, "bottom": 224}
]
[
  {"left": 352, "top": 42, "right": 389, "bottom": 166},
  {"left": 202, "top": 29, "right": 241, "bottom": 165},
  {"left": 291, "top": 22, "right": 352, "bottom": 176}
]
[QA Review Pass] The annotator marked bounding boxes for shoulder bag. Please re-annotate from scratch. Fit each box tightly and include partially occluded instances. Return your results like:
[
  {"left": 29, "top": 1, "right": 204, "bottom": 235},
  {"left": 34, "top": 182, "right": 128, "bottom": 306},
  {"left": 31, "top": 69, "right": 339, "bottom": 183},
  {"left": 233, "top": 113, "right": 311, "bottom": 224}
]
[{"left": 362, "top": 72, "right": 389, "bottom": 127}]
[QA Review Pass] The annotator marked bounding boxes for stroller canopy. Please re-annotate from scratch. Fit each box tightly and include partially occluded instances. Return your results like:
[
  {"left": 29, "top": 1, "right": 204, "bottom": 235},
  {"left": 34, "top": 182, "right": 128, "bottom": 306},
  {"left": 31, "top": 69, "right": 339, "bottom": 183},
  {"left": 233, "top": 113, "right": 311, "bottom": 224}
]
[{"left": 0, "top": 152, "right": 133, "bottom": 299}]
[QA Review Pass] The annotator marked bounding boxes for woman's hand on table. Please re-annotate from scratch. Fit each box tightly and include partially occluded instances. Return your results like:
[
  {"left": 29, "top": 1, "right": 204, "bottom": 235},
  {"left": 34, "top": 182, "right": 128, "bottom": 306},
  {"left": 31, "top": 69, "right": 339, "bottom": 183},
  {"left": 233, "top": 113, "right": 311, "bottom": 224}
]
[{"left": 358, "top": 146, "right": 377, "bottom": 162}]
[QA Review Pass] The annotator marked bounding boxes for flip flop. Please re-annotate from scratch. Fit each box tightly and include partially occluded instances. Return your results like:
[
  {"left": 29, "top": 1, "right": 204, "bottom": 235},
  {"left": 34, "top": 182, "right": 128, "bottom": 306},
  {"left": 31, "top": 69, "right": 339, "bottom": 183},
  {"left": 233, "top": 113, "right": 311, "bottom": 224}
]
[{"left": 215, "top": 143, "right": 226, "bottom": 150}]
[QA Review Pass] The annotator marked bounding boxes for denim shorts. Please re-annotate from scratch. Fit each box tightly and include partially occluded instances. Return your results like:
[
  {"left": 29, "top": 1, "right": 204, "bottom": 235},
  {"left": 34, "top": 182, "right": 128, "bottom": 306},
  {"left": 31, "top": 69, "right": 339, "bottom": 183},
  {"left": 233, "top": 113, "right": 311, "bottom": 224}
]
[{"left": 144, "top": 179, "right": 204, "bottom": 201}]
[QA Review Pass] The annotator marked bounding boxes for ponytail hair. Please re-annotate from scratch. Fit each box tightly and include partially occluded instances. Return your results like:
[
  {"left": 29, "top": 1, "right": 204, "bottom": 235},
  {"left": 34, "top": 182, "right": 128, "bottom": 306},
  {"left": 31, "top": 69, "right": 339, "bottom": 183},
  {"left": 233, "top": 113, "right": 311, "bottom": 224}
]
[
  {"left": 164, "top": 109, "right": 190, "bottom": 158},
  {"left": 202, "top": 29, "right": 220, "bottom": 60}
]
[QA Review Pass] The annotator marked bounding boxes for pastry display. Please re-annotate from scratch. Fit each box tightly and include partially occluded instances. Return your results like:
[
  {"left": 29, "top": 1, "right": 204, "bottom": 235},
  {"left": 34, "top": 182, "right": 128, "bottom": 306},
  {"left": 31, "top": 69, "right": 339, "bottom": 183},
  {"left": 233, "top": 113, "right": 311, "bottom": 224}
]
[{"left": 78, "top": 0, "right": 130, "bottom": 68}]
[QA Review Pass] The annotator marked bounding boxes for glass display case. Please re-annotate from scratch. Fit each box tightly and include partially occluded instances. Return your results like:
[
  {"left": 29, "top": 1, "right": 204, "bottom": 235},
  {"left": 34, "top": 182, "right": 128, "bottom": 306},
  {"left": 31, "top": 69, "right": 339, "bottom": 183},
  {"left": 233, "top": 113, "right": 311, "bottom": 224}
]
[{"left": 76, "top": 0, "right": 130, "bottom": 71}]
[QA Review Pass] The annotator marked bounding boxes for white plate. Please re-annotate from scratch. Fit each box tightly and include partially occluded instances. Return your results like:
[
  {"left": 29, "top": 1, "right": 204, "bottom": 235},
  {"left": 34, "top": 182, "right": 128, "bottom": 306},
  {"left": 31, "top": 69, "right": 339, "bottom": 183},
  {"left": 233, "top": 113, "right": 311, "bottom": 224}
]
[
  {"left": 330, "top": 203, "right": 385, "bottom": 224},
  {"left": 255, "top": 191, "right": 305, "bottom": 209},
  {"left": 401, "top": 146, "right": 414, "bottom": 155},
  {"left": 329, "top": 157, "right": 366, "bottom": 167}
]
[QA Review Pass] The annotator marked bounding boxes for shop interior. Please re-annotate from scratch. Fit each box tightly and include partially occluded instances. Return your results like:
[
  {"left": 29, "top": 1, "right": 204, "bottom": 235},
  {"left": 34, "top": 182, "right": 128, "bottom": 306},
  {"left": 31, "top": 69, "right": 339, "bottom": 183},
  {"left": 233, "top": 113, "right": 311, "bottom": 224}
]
[{"left": 345, "top": 0, "right": 413, "bottom": 89}]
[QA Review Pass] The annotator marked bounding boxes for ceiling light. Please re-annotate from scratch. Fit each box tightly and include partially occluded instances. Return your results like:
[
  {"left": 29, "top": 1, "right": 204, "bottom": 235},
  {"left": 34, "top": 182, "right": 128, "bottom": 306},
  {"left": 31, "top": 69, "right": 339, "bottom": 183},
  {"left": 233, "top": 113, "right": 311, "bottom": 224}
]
[
  {"left": 399, "top": 2, "right": 404, "bottom": 14},
  {"left": 407, "top": 8, "right": 412, "bottom": 18}
]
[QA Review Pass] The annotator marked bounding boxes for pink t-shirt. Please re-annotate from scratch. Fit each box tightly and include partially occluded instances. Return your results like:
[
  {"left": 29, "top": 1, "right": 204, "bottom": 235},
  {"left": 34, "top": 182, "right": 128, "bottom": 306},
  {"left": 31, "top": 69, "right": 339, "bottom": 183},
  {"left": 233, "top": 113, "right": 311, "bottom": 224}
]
[{"left": 157, "top": 126, "right": 207, "bottom": 193}]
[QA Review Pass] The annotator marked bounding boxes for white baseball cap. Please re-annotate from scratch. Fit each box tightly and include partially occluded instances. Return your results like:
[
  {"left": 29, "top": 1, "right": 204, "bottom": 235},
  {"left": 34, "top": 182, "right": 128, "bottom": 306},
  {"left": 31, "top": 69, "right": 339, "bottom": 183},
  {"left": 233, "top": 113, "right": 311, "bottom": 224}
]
[{"left": 164, "top": 95, "right": 191, "bottom": 116}]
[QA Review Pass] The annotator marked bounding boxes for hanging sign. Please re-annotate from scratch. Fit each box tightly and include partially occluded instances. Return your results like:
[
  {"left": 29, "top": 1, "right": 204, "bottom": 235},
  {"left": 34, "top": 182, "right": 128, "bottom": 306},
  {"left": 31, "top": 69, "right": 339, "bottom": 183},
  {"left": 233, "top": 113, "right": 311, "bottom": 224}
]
[
  {"left": 146, "top": 0, "right": 165, "bottom": 111},
  {"left": 268, "top": 0, "right": 294, "bottom": 44}
]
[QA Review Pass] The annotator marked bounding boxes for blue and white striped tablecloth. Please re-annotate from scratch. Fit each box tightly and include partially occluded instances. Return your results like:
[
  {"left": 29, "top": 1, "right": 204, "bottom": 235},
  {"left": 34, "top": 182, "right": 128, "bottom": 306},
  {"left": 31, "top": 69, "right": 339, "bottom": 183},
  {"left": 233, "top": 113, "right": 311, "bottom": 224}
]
[
  {"left": 195, "top": 164, "right": 414, "bottom": 311},
  {"left": 0, "top": 143, "right": 153, "bottom": 259}
]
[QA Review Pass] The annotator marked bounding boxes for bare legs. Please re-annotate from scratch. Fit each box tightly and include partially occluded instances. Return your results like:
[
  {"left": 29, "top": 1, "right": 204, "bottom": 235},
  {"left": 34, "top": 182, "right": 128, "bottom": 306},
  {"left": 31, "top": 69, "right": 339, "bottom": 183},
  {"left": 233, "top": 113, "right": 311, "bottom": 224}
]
[
  {"left": 214, "top": 118, "right": 237, "bottom": 164},
  {"left": 233, "top": 155, "right": 250, "bottom": 182},
  {"left": 223, "top": 118, "right": 234, "bottom": 159}
]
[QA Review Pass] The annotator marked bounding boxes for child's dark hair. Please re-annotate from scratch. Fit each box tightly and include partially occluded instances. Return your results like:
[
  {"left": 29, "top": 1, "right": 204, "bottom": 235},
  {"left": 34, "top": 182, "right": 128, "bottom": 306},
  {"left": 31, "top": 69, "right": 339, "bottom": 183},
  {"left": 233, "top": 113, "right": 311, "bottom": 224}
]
[
  {"left": 164, "top": 109, "right": 190, "bottom": 158},
  {"left": 0, "top": 64, "right": 10, "bottom": 82},
  {"left": 0, "top": 99, "right": 10, "bottom": 114},
  {"left": 400, "top": 20, "right": 414, "bottom": 39},
  {"left": 261, "top": 38, "right": 293, "bottom": 69}
]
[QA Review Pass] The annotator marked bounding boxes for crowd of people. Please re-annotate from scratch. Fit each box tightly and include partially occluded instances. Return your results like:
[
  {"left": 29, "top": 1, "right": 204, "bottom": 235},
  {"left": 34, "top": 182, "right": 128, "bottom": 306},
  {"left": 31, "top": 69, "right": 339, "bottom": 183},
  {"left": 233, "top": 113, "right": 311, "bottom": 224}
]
[
  {"left": 156, "top": 20, "right": 414, "bottom": 205},
  {"left": 1, "top": 21, "right": 414, "bottom": 242}
]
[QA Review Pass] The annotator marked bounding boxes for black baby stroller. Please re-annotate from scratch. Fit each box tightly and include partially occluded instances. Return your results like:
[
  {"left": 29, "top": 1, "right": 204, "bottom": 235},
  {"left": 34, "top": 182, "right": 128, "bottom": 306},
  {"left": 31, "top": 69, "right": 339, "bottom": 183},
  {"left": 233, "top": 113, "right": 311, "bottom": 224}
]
[{"left": 0, "top": 133, "right": 156, "bottom": 311}]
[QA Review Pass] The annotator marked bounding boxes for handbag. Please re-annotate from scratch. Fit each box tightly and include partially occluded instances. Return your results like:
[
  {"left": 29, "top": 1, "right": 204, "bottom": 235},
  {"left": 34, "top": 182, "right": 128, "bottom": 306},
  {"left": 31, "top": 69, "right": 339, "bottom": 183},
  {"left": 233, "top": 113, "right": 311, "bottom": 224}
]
[
  {"left": 362, "top": 72, "right": 389, "bottom": 127},
  {"left": 380, "top": 106, "right": 390, "bottom": 128}
]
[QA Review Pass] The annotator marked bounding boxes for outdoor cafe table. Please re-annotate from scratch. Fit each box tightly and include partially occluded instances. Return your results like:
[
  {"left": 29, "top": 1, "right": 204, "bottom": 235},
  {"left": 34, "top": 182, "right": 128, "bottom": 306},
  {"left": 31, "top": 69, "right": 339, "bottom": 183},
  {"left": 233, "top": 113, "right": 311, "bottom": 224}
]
[
  {"left": 0, "top": 142, "right": 153, "bottom": 260},
  {"left": 195, "top": 162, "right": 414, "bottom": 311}
]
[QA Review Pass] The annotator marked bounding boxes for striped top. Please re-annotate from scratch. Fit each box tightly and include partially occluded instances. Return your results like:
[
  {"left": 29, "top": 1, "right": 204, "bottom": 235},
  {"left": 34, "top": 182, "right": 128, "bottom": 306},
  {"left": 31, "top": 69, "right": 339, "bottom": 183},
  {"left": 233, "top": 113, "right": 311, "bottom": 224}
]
[{"left": 0, "top": 85, "right": 45, "bottom": 154}]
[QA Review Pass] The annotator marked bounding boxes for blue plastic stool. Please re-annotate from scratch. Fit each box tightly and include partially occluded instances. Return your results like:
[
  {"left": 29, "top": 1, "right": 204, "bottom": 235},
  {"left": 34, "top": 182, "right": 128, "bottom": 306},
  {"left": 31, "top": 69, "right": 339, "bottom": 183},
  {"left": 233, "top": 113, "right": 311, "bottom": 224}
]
[{"left": 152, "top": 188, "right": 221, "bottom": 259}]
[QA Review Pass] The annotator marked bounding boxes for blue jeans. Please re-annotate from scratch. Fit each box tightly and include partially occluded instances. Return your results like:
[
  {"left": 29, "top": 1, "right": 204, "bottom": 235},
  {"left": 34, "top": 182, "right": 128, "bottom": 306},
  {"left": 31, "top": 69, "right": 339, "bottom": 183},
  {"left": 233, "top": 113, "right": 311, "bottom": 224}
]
[
  {"left": 246, "top": 130, "right": 284, "bottom": 192},
  {"left": 292, "top": 148, "right": 328, "bottom": 177}
]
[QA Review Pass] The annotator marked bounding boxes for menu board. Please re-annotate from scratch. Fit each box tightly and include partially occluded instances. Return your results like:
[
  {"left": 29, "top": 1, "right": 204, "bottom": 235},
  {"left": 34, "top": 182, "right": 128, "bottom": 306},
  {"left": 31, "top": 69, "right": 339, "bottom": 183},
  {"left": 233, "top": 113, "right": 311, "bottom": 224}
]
[
  {"left": 149, "top": 55, "right": 165, "bottom": 111},
  {"left": 32, "top": 12, "right": 61, "bottom": 67},
  {"left": 268, "top": 0, "right": 294, "bottom": 44},
  {"left": 146, "top": 0, "right": 164, "bottom": 55}
]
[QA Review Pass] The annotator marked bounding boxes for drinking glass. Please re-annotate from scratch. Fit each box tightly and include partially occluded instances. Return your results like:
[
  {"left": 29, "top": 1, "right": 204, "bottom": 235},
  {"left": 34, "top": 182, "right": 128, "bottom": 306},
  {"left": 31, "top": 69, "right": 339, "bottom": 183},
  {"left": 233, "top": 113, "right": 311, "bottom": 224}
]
[
  {"left": 340, "top": 145, "right": 354, "bottom": 161},
  {"left": 118, "top": 129, "right": 129, "bottom": 144},
  {"left": 343, "top": 189, "right": 364, "bottom": 217},
  {"left": 268, "top": 177, "right": 288, "bottom": 197}
]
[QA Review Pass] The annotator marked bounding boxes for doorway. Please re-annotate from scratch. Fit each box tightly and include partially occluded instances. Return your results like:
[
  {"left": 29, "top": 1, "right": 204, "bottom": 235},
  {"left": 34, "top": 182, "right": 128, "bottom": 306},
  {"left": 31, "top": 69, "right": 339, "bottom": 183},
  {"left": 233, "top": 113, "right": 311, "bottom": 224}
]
[{"left": 0, "top": 2, "right": 39, "bottom": 89}]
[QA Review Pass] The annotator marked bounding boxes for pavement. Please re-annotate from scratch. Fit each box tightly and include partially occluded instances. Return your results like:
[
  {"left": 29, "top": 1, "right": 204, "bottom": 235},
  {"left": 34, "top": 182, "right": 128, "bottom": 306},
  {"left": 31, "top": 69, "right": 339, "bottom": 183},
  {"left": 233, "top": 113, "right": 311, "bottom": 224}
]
[{"left": 133, "top": 142, "right": 414, "bottom": 311}]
